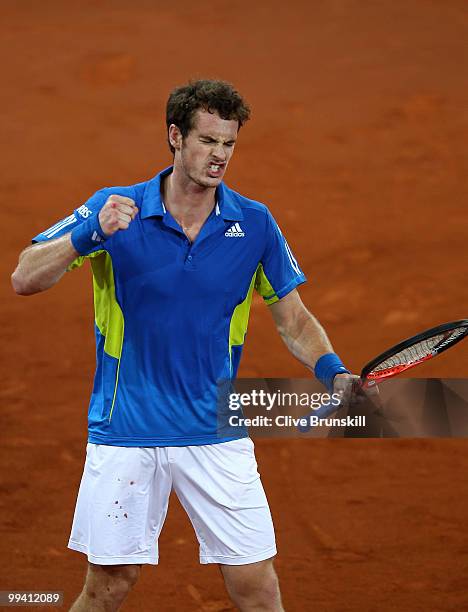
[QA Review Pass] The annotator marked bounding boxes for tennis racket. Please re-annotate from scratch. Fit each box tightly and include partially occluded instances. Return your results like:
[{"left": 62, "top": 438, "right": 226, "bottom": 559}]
[{"left": 300, "top": 319, "right": 468, "bottom": 427}]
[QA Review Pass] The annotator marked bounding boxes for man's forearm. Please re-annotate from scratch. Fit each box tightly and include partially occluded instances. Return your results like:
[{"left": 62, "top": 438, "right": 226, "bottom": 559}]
[
  {"left": 276, "top": 309, "right": 334, "bottom": 373},
  {"left": 270, "top": 291, "right": 352, "bottom": 392},
  {"left": 12, "top": 195, "right": 138, "bottom": 296},
  {"left": 11, "top": 233, "right": 79, "bottom": 295}
]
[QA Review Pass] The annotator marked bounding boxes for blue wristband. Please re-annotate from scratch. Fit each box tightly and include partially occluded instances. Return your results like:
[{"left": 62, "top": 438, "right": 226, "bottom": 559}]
[
  {"left": 314, "top": 353, "right": 350, "bottom": 392},
  {"left": 70, "top": 213, "right": 107, "bottom": 256}
]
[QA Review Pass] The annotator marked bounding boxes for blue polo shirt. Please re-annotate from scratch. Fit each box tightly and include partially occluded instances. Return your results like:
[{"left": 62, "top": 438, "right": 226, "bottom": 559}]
[{"left": 33, "top": 166, "right": 306, "bottom": 446}]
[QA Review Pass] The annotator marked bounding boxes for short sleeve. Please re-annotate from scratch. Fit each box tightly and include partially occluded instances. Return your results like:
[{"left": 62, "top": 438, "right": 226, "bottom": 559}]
[
  {"left": 255, "top": 210, "right": 306, "bottom": 304},
  {"left": 31, "top": 189, "right": 110, "bottom": 270}
]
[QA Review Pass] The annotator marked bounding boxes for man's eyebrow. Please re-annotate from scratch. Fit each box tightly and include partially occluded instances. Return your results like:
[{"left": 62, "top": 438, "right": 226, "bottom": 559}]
[{"left": 199, "top": 134, "right": 237, "bottom": 143}]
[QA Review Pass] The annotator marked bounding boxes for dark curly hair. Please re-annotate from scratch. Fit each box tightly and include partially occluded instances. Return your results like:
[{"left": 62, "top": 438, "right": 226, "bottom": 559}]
[{"left": 166, "top": 79, "right": 251, "bottom": 154}]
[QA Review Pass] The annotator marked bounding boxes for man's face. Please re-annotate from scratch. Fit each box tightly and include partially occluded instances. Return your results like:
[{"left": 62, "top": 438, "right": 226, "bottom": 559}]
[{"left": 171, "top": 109, "right": 238, "bottom": 188}]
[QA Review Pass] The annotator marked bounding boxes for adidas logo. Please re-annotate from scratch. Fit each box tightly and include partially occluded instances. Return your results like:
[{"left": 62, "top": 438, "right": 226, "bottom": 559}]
[
  {"left": 225, "top": 223, "right": 245, "bottom": 238},
  {"left": 91, "top": 230, "right": 104, "bottom": 243}
]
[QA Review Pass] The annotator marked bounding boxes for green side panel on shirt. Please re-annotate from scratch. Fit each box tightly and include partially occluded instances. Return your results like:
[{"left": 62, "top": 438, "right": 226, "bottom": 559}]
[
  {"left": 90, "top": 252, "right": 125, "bottom": 360},
  {"left": 229, "top": 262, "right": 282, "bottom": 356},
  {"left": 67, "top": 250, "right": 103, "bottom": 271},
  {"left": 229, "top": 268, "right": 258, "bottom": 350},
  {"left": 68, "top": 251, "right": 124, "bottom": 360},
  {"left": 67, "top": 256, "right": 87, "bottom": 271},
  {"left": 67, "top": 250, "right": 124, "bottom": 421},
  {"left": 254, "top": 263, "right": 279, "bottom": 305}
]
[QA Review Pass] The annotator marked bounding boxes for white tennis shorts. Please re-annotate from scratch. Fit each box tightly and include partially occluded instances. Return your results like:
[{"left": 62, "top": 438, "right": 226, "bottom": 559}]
[{"left": 68, "top": 438, "right": 277, "bottom": 566}]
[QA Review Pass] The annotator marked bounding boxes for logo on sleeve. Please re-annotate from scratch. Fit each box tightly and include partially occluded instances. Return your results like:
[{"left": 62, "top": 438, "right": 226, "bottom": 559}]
[
  {"left": 225, "top": 223, "right": 245, "bottom": 237},
  {"left": 76, "top": 205, "right": 93, "bottom": 219},
  {"left": 91, "top": 231, "right": 104, "bottom": 243}
]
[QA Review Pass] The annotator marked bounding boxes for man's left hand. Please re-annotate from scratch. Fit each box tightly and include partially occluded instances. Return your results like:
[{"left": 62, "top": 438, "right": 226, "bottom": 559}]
[{"left": 332, "top": 373, "right": 381, "bottom": 408}]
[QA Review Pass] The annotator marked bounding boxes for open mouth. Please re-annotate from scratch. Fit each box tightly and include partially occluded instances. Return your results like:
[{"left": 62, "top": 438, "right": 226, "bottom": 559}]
[{"left": 207, "top": 163, "right": 225, "bottom": 176}]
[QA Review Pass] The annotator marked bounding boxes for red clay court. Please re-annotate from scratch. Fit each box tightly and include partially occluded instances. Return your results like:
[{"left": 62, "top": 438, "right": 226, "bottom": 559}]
[{"left": 2, "top": 1, "right": 468, "bottom": 610}]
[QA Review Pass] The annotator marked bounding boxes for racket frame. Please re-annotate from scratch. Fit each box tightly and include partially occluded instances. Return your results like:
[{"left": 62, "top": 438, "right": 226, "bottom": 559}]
[{"left": 360, "top": 319, "right": 468, "bottom": 386}]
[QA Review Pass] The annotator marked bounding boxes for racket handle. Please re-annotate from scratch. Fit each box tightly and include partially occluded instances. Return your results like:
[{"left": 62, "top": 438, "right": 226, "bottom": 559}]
[
  {"left": 297, "top": 378, "right": 366, "bottom": 432},
  {"left": 297, "top": 401, "right": 342, "bottom": 433}
]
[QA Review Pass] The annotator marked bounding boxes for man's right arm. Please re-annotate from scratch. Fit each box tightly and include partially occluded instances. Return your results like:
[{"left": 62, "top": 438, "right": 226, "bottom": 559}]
[
  {"left": 11, "top": 234, "right": 80, "bottom": 295},
  {"left": 11, "top": 195, "right": 138, "bottom": 296}
]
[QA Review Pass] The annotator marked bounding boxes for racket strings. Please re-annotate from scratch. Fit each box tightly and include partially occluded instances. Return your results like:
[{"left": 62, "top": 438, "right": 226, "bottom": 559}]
[
  {"left": 373, "top": 334, "right": 445, "bottom": 372},
  {"left": 363, "top": 323, "right": 468, "bottom": 381}
]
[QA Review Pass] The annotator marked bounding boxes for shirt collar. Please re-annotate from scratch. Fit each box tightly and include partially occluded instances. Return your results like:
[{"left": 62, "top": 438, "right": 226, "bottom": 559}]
[
  {"left": 216, "top": 181, "right": 244, "bottom": 221},
  {"left": 140, "top": 166, "right": 172, "bottom": 219},
  {"left": 141, "top": 166, "right": 244, "bottom": 221}
]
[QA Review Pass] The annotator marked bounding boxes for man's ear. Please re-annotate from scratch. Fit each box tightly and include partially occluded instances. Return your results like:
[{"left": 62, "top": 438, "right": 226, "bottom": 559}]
[{"left": 168, "top": 124, "right": 182, "bottom": 151}]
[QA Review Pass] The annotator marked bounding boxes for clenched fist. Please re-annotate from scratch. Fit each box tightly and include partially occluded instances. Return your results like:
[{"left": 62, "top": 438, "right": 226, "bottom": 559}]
[{"left": 99, "top": 195, "right": 138, "bottom": 236}]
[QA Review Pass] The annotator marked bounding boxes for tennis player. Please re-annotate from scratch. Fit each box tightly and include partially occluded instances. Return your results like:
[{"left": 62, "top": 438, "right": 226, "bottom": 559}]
[{"left": 12, "top": 80, "right": 356, "bottom": 611}]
